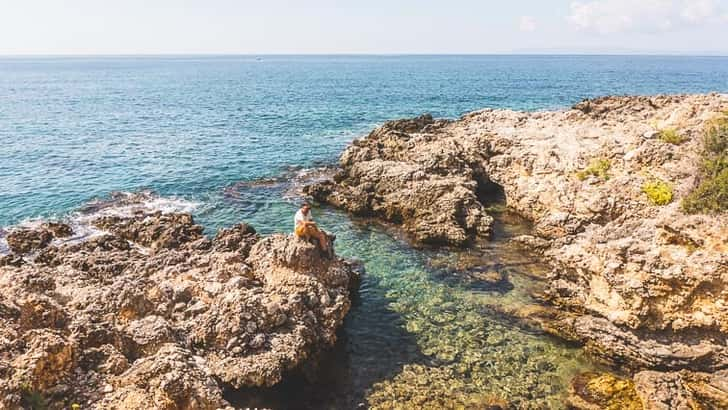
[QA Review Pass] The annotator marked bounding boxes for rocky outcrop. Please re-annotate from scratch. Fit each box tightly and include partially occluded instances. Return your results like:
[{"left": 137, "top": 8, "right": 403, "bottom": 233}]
[
  {"left": 305, "top": 114, "right": 494, "bottom": 246},
  {"left": 0, "top": 210, "right": 359, "bottom": 409},
  {"left": 5, "top": 222, "right": 72, "bottom": 254},
  {"left": 633, "top": 369, "right": 728, "bottom": 409},
  {"left": 306, "top": 94, "right": 728, "bottom": 402}
]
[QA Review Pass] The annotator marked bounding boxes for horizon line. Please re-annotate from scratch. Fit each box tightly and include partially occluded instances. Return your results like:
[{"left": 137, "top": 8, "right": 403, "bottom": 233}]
[{"left": 1, "top": 52, "right": 728, "bottom": 58}]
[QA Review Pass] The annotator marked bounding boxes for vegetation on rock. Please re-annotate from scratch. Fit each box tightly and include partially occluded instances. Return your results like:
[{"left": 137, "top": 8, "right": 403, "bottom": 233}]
[
  {"left": 642, "top": 179, "right": 674, "bottom": 205},
  {"left": 658, "top": 128, "right": 687, "bottom": 145},
  {"left": 682, "top": 112, "right": 728, "bottom": 214},
  {"left": 20, "top": 385, "right": 48, "bottom": 410},
  {"left": 576, "top": 158, "right": 611, "bottom": 181}
]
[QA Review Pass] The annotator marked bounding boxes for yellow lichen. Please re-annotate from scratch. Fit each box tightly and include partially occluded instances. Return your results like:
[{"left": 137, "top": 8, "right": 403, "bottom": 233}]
[
  {"left": 572, "top": 372, "right": 643, "bottom": 410},
  {"left": 642, "top": 180, "right": 674, "bottom": 206},
  {"left": 577, "top": 158, "right": 611, "bottom": 181}
]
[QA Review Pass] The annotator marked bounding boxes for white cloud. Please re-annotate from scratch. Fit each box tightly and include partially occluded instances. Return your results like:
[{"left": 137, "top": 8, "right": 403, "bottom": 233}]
[
  {"left": 567, "top": 0, "right": 727, "bottom": 34},
  {"left": 681, "top": 0, "right": 717, "bottom": 22},
  {"left": 519, "top": 16, "right": 537, "bottom": 32}
]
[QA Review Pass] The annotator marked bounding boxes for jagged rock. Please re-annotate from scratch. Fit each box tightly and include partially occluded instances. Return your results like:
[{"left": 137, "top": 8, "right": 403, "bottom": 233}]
[
  {"left": 307, "top": 94, "right": 728, "bottom": 373},
  {"left": 95, "top": 344, "right": 230, "bottom": 409},
  {"left": 41, "top": 222, "right": 73, "bottom": 238},
  {"left": 94, "top": 212, "right": 205, "bottom": 251},
  {"left": 510, "top": 235, "right": 550, "bottom": 252},
  {"left": 6, "top": 228, "right": 53, "bottom": 254},
  {"left": 212, "top": 222, "right": 258, "bottom": 256},
  {"left": 10, "top": 330, "right": 77, "bottom": 391},
  {"left": 537, "top": 313, "right": 728, "bottom": 371},
  {"left": 0, "top": 209, "right": 358, "bottom": 408},
  {"left": 5, "top": 222, "right": 73, "bottom": 254},
  {"left": 633, "top": 370, "right": 728, "bottom": 409},
  {"left": 0, "top": 254, "right": 24, "bottom": 267},
  {"left": 304, "top": 114, "right": 494, "bottom": 246}
]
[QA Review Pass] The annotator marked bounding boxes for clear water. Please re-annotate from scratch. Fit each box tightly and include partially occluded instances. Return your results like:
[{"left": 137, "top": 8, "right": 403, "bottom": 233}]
[{"left": 2, "top": 55, "right": 727, "bottom": 408}]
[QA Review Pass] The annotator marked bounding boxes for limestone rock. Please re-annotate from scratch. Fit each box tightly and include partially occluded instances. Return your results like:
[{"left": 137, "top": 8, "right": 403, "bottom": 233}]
[
  {"left": 633, "top": 370, "right": 728, "bottom": 410},
  {"left": 95, "top": 344, "right": 229, "bottom": 409},
  {"left": 5, "top": 222, "right": 73, "bottom": 254},
  {"left": 307, "top": 94, "right": 728, "bottom": 374},
  {"left": 6, "top": 228, "right": 53, "bottom": 254},
  {"left": 0, "top": 208, "right": 358, "bottom": 408}
]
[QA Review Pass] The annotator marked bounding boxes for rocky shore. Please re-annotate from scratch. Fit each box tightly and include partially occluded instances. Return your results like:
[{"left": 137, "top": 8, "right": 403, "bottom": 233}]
[
  {"left": 306, "top": 94, "right": 728, "bottom": 408},
  {"left": 0, "top": 200, "right": 360, "bottom": 408}
]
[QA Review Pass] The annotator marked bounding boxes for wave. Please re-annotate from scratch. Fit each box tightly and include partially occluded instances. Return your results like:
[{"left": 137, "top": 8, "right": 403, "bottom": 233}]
[{"left": 0, "top": 190, "right": 199, "bottom": 255}]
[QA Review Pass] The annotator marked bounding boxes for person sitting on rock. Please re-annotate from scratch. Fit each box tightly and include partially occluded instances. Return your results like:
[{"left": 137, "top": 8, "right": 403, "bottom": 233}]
[{"left": 294, "top": 202, "right": 329, "bottom": 252}]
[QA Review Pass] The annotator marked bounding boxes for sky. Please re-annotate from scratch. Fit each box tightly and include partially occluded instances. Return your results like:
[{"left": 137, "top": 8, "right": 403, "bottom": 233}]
[{"left": 0, "top": 0, "right": 727, "bottom": 55}]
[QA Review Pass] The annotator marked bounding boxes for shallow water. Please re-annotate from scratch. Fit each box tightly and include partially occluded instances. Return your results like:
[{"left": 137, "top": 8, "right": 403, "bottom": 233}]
[
  {"left": 211, "top": 180, "right": 597, "bottom": 409},
  {"left": 3, "top": 55, "right": 727, "bottom": 408}
]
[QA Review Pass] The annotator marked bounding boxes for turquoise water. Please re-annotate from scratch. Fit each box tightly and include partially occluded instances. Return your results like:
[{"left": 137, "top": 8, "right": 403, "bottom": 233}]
[
  {"left": 2, "top": 55, "right": 728, "bottom": 408},
  {"left": 2, "top": 55, "right": 728, "bottom": 226}
]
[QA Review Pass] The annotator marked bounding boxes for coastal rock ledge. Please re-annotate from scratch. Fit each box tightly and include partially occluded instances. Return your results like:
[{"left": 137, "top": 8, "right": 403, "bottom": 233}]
[
  {"left": 0, "top": 211, "right": 360, "bottom": 409},
  {"left": 306, "top": 94, "right": 728, "bottom": 406}
]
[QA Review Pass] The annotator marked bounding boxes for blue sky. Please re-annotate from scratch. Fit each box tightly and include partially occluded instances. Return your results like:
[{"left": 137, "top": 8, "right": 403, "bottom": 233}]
[{"left": 1, "top": 0, "right": 727, "bottom": 55}]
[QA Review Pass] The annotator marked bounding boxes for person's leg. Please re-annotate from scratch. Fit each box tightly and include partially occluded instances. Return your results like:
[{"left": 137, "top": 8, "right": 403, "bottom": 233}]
[
  {"left": 295, "top": 225, "right": 307, "bottom": 239},
  {"left": 317, "top": 230, "right": 329, "bottom": 251},
  {"left": 309, "top": 225, "right": 328, "bottom": 251}
]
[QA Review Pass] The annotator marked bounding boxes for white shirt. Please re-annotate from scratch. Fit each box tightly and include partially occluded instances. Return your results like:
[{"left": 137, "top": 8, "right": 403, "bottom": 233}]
[{"left": 294, "top": 209, "right": 312, "bottom": 229}]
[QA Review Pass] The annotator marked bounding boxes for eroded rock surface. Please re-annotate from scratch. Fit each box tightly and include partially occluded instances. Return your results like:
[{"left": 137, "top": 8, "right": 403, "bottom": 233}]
[
  {"left": 0, "top": 210, "right": 359, "bottom": 409},
  {"left": 5, "top": 222, "right": 72, "bottom": 254},
  {"left": 306, "top": 94, "right": 728, "bottom": 402},
  {"left": 305, "top": 114, "right": 495, "bottom": 246},
  {"left": 633, "top": 369, "right": 728, "bottom": 410}
]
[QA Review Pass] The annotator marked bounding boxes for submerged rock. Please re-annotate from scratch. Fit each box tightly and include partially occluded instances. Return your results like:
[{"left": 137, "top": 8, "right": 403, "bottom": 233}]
[
  {"left": 307, "top": 94, "right": 728, "bottom": 395},
  {"left": 569, "top": 372, "right": 642, "bottom": 410},
  {"left": 0, "top": 210, "right": 359, "bottom": 408}
]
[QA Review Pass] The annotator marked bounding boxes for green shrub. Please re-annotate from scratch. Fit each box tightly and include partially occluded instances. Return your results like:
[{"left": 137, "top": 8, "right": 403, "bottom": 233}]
[
  {"left": 658, "top": 128, "right": 687, "bottom": 145},
  {"left": 20, "top": 384, "right": 47, "bottom": 410},
  {"left": 577, "top": 158, "right": 611, "bottom": 181},
  {"left": 703, "top": 113, "right": 728, "bottom": 154},
  {"left": 683, "top": 167, "right": 728, "bottom": 214},
  {"left": 682, "top": 113, "right": 728, "bottom": 214},
  {"left": 642, "top": 180, "right": 674, "bottom": 205}
]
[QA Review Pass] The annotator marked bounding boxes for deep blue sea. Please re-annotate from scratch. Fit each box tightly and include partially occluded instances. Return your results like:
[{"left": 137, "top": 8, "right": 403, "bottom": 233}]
[{"left": 1, "top": 55, "right": 727, "bottom": 408}]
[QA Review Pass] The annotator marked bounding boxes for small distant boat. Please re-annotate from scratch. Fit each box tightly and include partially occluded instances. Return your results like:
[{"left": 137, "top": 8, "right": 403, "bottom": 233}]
[{"left": 256, "top": 57, "right": 263, "bottom": 61}]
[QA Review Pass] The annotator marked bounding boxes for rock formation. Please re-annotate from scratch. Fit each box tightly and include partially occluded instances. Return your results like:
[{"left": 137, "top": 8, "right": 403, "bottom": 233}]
[
  {"left": 0, "top": 209, "right": 359, "bottom": 409},
  {"left": 306, "top": 94, "right": 728, "bottom": 405}
]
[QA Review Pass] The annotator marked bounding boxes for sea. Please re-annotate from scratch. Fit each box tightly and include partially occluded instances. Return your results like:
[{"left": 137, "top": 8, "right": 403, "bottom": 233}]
[{"left": 1, "top": 55, "right": 727, "bottom": 408}]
